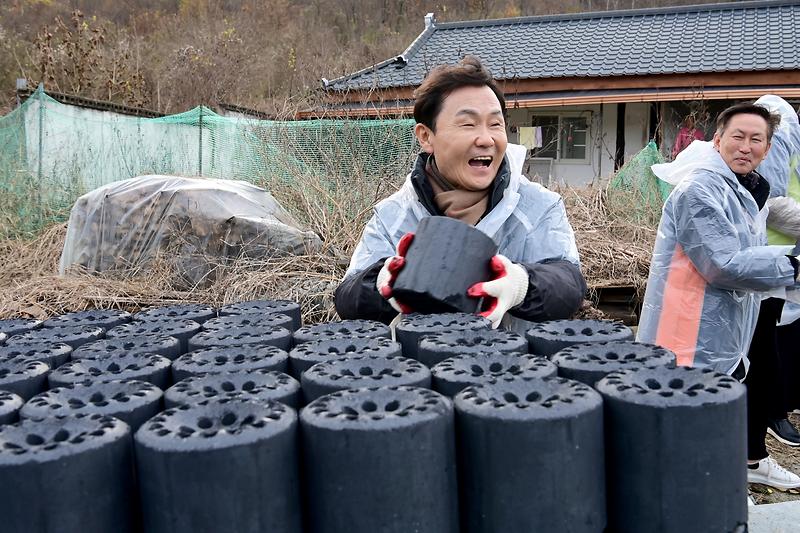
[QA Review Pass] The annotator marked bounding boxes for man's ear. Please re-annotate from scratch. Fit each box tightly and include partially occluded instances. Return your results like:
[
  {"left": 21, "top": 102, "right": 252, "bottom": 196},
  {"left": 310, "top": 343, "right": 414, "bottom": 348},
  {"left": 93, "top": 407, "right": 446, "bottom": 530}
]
[
  {"left": 712, "top": 131, "right": 721, "bottom": 151},
  {"left": 414, "top": 123, "right": 435, "bottom": 154}
]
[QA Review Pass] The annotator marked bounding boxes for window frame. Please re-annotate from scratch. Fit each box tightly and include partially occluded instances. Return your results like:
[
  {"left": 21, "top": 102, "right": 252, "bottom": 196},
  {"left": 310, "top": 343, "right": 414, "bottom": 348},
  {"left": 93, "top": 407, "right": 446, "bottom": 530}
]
[{"left": 528, "top": 111, "right": 593, "bottom": 164}]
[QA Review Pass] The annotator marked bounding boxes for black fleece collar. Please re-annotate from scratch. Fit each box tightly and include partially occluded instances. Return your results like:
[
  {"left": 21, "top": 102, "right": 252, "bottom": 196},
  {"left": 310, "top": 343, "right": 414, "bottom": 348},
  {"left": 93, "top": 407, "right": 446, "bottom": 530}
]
[
  {"left": 410, "top": 152, "right": 511, "bottom": 219},
  {"left": 735, "top": 170, "right": 770, "bottom": 211}
]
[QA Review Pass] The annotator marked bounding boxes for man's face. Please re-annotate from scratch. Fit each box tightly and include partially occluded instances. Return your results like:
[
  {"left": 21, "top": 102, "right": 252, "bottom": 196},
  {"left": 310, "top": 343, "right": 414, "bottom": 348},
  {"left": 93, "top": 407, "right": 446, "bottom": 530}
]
[
  {"left": 713, "top": 113, "right": 771, "bottom": 175},
  {"left": 414, "top": 85, "right": 508, "bottom": 191}
]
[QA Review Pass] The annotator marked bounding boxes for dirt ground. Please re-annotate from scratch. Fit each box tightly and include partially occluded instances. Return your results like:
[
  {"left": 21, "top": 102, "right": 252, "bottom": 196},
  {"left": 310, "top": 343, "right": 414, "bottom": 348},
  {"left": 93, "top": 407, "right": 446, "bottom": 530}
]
[{"left": 750, "top": 412, "right": 800, "bottom": 505}]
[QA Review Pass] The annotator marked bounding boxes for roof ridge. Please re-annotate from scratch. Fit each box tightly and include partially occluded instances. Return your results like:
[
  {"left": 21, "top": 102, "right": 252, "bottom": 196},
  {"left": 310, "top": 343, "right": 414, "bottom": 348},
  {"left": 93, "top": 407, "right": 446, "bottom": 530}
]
[
  {"left": 397, "top": 13, "right": 437, "bottom": 63},
  {"left": 322, "top": 56, "right": 403, "bottom": 88},
  {"left": 435, "top": 0, "right": 800, "bottom": 30},
  {"left": 323, "top": 15, "right": 440, "bottom": 88}
]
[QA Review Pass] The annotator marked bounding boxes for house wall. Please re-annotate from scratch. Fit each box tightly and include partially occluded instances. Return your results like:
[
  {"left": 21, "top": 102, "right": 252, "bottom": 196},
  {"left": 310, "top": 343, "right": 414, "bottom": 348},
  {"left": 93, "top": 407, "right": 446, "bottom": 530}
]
[
  {"left": 624, "top": 103, "right": 650, "bottom": 161},
  {"left": 506, "top": 103, "right": 626, "bottom": 187}
]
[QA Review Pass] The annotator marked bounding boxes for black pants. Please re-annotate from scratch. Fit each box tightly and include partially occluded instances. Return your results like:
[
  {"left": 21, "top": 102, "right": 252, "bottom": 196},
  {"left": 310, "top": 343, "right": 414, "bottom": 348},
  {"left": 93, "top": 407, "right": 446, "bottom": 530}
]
[
  {"left": 743, "top": 298, "right": 785, "bottom": 461},
  {"left": 777, "top": 317, "right": 800, "bottom": 413}
]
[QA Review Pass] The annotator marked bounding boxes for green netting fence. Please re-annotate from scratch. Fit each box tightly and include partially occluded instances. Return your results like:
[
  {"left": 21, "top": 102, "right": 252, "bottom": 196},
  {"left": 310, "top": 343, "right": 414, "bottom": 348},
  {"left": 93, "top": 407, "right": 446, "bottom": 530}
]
[
  {"left": 0, "top": 87, "right": 418, "bottom": 235},
  {"left": 607, "top": 140, "right": 671, "bottom": 225}
]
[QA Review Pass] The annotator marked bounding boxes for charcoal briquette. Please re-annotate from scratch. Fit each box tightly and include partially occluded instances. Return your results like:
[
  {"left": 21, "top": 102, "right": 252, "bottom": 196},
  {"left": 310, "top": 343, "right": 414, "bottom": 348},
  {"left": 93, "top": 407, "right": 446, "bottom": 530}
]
[
  {"left": 165, "top": 369, "right": 300, "bottom": 409},
  {"left": 48, "top": 353, "right": 172, "bottom": 389},
  {"left": 301, "top": 386, "right": 458, "bottom": 533},
  {"left": 135, "top": 400, "right": 301, "bottom": 533},
  {"left": 21, "top": 379, "right": 163, "bottom": 431},
  {"left": 0, "top": 414, "right": 136, "bottom": 533},
  {"left": 0, "top": 357, "right": 50, "bottom": 400},
  {"left": 395, "top": 313, "right": 491, "bottom": 361},
  {"left": 595, "top": 366, "right": 747, "bottom": 533},
  {"left": 171, "top": 344, "right": 289, "bottom": 381},
  {"left": 108, "top": 319, "right": 202, "bottom": 355},
  {"left": 42, "top": 309, "right": 132, "bottom": 330},
  {"left": 219, "top": 299, "right": 302, "bottom": 331},
  {"left": 301, "top": 355, "right": 431, "bottom": 403},
  {"left": 392, "top": 216, "right": 498, "bottom": 314},
  {"left": 7, "top": 324, "right": 105, "bottom": 350},
  {"left": 134, "top": 303, "right": 217, "bottom": 324},
  {"left": 417, "top": 328, "right": 528, "bottom": 367},
  {"left": 432, "top": 353, "right": 556, "bottom": 397},
  {"left": 188, "top": 324, "right": 292, "bottom": 352},
  {"left": 0, "top": 318, "right": 43, "bottom": 337},
  {"left": 0, "top": 390, "right": 23, "bottom": 424},
  {"left": 0, "top": 341, "right": 72, "bottom": 368},
  {"left": 292, "top": 319, "right": 391, "bottom": 345},
  {"left": 455, "top": 376, "right": 605, "bottom": 532},
  {"left": 288, "top": 336, "right": 402, "bottom": 379},
  {"left": 526, "top": 319, "right": 633, "bottom": 357},
  {"left": 72, "top": 334, "right": 181, "bottom": 361},
  {"left": 552, "top": 340, "right": 676, "bottom": 386},
  {"left": 203, "top": 312, "right": 293, "bottom": 333}
]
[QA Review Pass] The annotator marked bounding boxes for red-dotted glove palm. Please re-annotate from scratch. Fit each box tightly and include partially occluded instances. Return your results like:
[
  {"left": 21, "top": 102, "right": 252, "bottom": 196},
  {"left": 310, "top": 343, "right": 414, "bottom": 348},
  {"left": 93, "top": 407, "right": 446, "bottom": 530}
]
[
  {"left": 467, "top": 254, "right": 528, "bottom": 329},
  {"left": 376, "top": 232, "right": 415, "bottom": 314}
]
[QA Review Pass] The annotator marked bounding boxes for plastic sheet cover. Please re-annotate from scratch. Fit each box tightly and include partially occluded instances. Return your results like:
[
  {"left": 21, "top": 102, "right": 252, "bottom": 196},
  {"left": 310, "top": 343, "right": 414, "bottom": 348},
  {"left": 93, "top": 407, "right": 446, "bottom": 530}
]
[{"left": 59, "top": 175, "right": 322, "bottom": 285}]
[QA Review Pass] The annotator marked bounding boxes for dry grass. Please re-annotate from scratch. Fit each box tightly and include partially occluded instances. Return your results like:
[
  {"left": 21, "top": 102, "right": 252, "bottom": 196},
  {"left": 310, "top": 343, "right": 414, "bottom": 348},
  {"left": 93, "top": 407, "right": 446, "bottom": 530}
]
[
  {"left": 556, "top": 184, "right": 657, "bottom": 297},
  {"left": 0, "top": 223, "right": 67, "bottom": 285},
  {"left": 0, "top": 251, "right": 342, "bottom": 325}
]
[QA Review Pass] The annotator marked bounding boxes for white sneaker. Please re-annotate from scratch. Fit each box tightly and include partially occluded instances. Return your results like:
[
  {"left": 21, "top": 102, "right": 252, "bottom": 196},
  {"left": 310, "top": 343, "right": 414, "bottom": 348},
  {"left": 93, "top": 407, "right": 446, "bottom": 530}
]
[{"left": 747, "top": 456, "right": 800, "bottom": 490}]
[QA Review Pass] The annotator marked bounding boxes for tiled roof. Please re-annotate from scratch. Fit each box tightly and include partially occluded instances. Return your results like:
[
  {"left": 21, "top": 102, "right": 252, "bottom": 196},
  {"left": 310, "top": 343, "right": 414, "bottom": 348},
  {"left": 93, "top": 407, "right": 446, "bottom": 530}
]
[{"left": 324, "top": 0, "right": 800, "bottom": 91}]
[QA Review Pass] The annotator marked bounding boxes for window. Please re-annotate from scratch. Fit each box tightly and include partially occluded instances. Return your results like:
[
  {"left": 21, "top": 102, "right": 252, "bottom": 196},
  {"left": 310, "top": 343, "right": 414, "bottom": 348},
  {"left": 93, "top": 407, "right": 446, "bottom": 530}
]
[{"left": 530, "top": 113, "right": 591, "bottom": 161}]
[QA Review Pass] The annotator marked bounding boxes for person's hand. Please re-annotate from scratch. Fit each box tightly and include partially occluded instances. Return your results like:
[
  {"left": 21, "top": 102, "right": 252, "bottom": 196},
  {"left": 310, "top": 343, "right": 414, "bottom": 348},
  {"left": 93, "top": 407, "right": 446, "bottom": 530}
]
[
  {"left": 376, "top": 233, "right": 415, "bottom": 314},
  {"left": 467, "top": 254, "right": 528, "bottom": 328}
]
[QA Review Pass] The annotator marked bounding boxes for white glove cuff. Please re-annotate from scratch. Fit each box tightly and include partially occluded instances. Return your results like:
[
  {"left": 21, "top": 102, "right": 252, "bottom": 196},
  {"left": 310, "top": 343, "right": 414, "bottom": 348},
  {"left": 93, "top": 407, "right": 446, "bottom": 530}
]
[{"left": 506, "top": 261, "right": 529, "bottom": 309}]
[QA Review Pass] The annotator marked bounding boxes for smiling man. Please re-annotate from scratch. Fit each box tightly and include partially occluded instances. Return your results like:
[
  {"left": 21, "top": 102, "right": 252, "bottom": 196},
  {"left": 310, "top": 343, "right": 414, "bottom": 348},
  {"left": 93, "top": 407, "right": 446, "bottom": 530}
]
[
  {"left": 637, "top": 102, "right": 800, "bottom": 490},
  {"left": 334, "top": 56, "right": 586, "bottom": 330}
]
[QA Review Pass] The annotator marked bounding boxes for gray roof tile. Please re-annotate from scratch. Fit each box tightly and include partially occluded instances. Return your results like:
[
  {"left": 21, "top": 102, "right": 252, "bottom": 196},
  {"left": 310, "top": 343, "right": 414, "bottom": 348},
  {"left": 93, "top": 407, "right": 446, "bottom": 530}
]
[{"left": 325, "top": 0, "right": 800, "bottom": 91}]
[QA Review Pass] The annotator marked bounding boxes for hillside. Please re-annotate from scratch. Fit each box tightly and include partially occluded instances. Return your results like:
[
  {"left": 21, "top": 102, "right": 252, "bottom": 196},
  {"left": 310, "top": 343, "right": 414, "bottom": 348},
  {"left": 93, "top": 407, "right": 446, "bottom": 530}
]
[{"left": 1, "top": 0, "right": 734, "bottom": 115}]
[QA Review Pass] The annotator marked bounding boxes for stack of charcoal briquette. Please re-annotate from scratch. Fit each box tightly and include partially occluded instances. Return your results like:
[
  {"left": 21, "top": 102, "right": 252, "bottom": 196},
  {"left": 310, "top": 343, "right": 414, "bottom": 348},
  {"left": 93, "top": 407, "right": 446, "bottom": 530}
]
[{"left": 0, "top": 307, "right": 748, "bottom": 533}]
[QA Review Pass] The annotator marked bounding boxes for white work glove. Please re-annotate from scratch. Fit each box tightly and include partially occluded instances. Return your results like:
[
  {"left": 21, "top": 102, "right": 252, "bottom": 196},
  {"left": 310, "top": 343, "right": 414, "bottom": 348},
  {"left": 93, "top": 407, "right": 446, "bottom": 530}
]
[
  {"left": 376, "top": 232, "right": 414, "bottom": 314},
  {"left": 467, "top": 254, "right": 529, "bottom": 329}
]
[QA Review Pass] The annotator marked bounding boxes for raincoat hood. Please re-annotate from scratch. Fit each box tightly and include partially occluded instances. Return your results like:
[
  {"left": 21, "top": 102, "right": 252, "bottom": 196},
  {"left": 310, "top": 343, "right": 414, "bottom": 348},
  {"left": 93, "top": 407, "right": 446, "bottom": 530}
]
[
  {"left": 756, "top": 94, "right": 799, "bottom": 131},
  {"left": 652, "top": 141, "right": 734, "bottom": 187}
]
